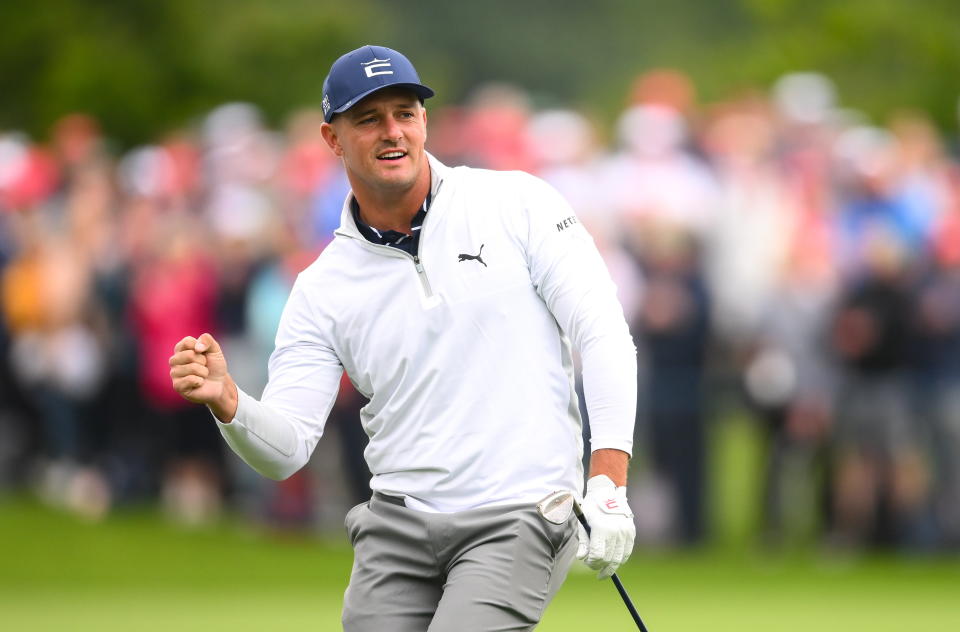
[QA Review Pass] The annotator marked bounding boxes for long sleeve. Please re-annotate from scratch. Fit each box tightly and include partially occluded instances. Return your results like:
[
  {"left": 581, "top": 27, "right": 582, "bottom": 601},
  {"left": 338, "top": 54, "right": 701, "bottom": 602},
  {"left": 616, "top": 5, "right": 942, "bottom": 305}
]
[
  {"left": 216, "top": 277, "right": 343, "bottom": 480},
  {"left": 521, "top": 174, "right": 637, "bottom": 455}
]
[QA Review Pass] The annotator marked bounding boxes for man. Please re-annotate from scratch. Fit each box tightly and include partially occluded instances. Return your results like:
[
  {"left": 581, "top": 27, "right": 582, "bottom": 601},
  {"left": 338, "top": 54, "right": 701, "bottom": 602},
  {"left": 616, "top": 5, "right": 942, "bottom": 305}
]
[{"left": 169, "top": 45, "right": 637, "bottom": 631}]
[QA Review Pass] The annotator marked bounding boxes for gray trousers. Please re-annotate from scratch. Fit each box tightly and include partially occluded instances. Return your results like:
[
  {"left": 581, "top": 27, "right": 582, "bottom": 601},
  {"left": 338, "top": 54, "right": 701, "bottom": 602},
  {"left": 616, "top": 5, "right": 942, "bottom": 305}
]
[{"left": 342, "top": 493, "right": 578, "bottom": 631}]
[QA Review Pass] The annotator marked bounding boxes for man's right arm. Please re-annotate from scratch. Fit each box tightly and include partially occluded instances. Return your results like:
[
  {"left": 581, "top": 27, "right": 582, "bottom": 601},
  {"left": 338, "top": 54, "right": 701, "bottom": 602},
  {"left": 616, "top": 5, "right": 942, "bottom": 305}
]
[{"left": 170, "top": 282, "right": 344, "bottom": 481}]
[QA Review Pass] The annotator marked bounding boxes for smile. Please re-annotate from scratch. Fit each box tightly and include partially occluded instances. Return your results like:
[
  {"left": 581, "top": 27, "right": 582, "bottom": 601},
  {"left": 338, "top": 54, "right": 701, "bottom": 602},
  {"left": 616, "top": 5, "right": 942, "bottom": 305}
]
[{"left": 377, "top": 150, "right": 407, "bottom": 161}]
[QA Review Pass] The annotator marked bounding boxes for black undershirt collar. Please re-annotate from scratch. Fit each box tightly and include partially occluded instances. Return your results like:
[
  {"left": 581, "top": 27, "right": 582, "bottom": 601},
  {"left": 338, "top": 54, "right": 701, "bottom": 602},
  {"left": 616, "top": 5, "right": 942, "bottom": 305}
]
[{"left": 351, "top": 189, "right": 432, "bottom": 257}]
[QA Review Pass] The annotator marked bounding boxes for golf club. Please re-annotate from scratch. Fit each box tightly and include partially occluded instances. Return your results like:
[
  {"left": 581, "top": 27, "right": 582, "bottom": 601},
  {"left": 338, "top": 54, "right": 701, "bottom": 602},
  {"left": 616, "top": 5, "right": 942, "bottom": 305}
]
[{"left": 537, "top": 490, "right": 650, "bottom": 632}]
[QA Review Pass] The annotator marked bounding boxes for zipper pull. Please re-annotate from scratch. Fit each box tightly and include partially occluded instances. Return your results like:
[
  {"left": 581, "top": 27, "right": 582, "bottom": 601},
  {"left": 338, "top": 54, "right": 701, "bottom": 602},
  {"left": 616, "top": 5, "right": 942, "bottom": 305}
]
[{"left": 414, "top": 256, "right": 425, "bottom": 273}]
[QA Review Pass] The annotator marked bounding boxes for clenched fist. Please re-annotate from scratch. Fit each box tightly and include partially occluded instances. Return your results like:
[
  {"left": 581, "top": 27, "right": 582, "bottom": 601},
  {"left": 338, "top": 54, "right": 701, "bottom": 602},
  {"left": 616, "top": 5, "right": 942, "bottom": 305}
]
[{"left": 169, "top": 333, "right": 238, "bottom": 422}]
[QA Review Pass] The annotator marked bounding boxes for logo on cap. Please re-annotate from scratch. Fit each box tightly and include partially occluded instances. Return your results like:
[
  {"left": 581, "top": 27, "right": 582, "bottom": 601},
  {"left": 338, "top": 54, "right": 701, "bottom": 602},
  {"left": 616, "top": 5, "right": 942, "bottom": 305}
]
[
  {"left": 321, "top": 95, "right": 331, "bottom": 115},
  {"left": 362, "top": 57, "right": 394, "bottom": 78}
]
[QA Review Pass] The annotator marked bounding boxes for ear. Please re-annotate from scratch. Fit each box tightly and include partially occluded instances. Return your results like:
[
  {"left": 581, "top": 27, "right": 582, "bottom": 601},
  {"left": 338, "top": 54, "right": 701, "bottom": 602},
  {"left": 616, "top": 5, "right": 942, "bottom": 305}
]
[{"left": 320, "top": 121, "right": 343, "bottom": 157}]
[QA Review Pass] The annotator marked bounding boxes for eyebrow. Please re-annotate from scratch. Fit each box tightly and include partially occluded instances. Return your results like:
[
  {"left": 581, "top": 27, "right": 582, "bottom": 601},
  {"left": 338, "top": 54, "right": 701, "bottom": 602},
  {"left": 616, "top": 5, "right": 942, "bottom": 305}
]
[{"left": 348, "top": 100, "right": 419, "bottom": 121}]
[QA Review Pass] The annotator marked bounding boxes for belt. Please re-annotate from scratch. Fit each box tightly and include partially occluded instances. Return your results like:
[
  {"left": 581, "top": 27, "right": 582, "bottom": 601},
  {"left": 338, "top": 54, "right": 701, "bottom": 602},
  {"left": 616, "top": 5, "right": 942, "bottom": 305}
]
[{"left": 373, "top": 492, "right": 406, "bottom": 507}]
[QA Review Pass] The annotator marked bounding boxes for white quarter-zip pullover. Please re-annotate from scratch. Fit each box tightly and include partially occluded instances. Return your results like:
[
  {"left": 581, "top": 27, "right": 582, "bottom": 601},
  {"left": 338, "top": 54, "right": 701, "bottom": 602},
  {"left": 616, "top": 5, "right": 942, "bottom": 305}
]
[{"left": 217, "top": 155, "right": 637, "bottom": 512}]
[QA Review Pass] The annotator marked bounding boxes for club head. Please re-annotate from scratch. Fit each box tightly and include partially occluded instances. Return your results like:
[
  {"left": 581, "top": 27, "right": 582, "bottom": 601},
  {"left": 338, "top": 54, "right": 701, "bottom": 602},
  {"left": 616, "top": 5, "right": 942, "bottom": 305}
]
[{"left": 536, "top": 490, "right": 576, "bottom": 525}]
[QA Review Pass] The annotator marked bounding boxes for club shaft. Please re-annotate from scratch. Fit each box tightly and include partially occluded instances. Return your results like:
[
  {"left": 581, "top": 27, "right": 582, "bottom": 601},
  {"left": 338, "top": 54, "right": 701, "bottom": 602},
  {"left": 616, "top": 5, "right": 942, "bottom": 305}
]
[
  {"left": 610, "top": 573, "right": 648, "bottom": 632},
  {"left": 575, "top": 512, "right": 650, "bottom": 632}
]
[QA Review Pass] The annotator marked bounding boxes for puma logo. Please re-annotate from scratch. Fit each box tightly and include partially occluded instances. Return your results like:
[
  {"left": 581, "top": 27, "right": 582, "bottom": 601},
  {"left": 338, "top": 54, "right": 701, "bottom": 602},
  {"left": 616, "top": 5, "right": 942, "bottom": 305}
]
[{"left": 457, "top": 244, "right": 487, "bottom": 267}]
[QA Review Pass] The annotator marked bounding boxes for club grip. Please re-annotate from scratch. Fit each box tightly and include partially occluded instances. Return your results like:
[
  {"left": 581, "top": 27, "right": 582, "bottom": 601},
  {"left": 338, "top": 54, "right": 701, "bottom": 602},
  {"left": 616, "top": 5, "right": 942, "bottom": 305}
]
[{"left": 576, "top": 511, "right": 592, "bottom": 535}]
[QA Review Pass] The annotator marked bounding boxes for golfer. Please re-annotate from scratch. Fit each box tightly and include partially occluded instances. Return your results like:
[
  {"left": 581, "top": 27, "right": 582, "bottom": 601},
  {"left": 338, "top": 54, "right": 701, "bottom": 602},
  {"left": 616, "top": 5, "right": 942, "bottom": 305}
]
[{"left": 170, "top": 45, "right": 637, "bottom": 631}]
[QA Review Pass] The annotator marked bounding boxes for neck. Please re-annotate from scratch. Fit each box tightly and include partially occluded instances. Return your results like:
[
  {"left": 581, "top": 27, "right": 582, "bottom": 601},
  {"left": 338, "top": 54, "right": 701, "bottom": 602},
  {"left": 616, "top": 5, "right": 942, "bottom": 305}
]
[{"left": 351, "top": 166, "right": 431, "bottom": 234}]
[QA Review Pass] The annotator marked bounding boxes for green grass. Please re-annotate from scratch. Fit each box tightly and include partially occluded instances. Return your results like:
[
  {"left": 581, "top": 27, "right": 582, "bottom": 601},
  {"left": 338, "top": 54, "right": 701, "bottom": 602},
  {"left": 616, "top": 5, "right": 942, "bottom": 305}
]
[
  {"left": 2, "top": 416, "right": 958, "bottom": 630},
  {"left": 1, "top": 498, "right": 958, "bottom": 631}
]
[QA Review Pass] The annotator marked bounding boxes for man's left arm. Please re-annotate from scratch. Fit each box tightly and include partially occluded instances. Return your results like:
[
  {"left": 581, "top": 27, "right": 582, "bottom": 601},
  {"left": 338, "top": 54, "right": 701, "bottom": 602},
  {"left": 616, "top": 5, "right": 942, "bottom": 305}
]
[{"left": 520, "top": 174, "right": 637, "bottom": 578}]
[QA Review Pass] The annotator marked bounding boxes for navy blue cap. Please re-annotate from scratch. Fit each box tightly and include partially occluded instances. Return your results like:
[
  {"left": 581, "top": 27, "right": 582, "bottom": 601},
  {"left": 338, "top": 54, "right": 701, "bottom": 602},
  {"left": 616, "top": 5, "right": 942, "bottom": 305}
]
[{"left": 321, "top": 45, "right": 434, "bottom": 122}]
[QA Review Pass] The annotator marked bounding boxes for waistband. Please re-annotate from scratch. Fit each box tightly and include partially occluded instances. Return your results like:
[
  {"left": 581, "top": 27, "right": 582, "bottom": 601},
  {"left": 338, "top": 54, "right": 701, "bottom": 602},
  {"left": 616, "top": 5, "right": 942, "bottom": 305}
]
[{"left": 373, "top": 492, "right": 406, "bottom": 507}]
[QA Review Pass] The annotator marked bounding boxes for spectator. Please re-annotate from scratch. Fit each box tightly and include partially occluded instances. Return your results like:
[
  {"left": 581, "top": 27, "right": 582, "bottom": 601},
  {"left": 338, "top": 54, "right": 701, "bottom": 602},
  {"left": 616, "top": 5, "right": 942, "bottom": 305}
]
[
  {"left": 128, "top": 217, "right": 222, "bottom": 525},
  {"left": 3, "top": 72, "right": 959, "bottom": 553},
  {"left": 828, "top": 231, "right": 928, "bottom": 548}
]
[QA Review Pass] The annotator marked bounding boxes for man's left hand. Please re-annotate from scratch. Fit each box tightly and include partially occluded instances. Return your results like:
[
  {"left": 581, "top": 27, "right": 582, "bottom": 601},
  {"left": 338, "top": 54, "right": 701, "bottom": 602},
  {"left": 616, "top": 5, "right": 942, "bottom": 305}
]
[{"left": 577, "top": 474, "right": 635, "bottom": 579}]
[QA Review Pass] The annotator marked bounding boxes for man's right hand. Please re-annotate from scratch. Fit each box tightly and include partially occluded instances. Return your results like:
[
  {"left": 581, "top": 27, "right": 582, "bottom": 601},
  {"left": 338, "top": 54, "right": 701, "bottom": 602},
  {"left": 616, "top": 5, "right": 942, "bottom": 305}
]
[{"left": 169, "top": 333, "right": 238, "bottom": 422}]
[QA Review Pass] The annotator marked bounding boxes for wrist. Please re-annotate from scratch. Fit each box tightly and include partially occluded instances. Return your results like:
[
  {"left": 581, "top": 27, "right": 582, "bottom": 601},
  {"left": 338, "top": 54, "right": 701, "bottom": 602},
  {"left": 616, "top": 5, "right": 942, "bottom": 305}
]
[
  {"left": 209, "top": 374, "right": 239, "bottom": 423},
  {"left": 588, "top": 448, "right": 630, "bottom": 487}
]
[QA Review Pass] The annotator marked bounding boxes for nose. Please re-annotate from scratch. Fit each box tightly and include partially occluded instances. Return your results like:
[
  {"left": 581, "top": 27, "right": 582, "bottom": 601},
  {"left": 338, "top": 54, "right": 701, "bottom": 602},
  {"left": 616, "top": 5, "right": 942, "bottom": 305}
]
[{"left": 381, "top": 116, "right": 403, "bottom": 143}]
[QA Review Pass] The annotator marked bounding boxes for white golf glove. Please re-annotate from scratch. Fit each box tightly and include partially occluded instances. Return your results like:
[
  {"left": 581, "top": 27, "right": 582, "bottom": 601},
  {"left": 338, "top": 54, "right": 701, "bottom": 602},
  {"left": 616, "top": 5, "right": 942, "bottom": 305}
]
[{"left": 577, "top": 474, "right": 635, "bottom": 579}]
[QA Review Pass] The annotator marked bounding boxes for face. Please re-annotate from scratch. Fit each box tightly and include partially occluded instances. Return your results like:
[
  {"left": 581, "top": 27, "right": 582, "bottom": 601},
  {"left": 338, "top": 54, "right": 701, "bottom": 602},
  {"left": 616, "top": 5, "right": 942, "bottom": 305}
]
[{"left": 321, "top": 87, "right": 428, "bottom": 197}]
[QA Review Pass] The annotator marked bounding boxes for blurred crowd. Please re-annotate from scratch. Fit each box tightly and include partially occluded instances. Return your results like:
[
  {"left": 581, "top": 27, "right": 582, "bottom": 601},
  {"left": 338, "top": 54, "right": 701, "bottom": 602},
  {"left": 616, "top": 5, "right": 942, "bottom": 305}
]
[{"left": 2, "top": 70, "right": 960, "bottom": 553}]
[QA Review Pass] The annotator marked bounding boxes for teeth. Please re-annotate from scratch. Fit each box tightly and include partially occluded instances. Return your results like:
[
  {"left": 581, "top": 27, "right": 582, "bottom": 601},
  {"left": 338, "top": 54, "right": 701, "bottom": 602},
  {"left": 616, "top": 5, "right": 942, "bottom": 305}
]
[{"left": 379, "top": 151, "right": 405, "bottom": 159}]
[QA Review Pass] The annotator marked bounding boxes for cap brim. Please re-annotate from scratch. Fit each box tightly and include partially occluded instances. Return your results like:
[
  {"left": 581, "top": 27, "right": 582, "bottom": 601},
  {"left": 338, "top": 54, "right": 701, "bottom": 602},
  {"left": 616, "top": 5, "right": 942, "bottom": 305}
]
[{"left": 330, "top": 83, "right": 435, "bottom": 118}]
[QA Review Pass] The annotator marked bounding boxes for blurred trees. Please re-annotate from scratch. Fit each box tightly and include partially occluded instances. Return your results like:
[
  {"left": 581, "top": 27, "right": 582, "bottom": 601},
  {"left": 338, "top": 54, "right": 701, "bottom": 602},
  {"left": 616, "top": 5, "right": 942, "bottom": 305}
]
[
  {"left": 0, "top": 0, "right": 383, "bottom": 144},
  {"left": 1, "top": 0, "right": 958, "bottom": 145},
  {"left": 381, "top": 0, "right": 960, "bottom": 132},
  {"left": 705, "top": 0, "right": 960, "bottom": 131}
]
